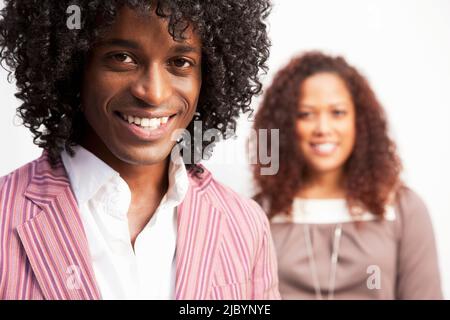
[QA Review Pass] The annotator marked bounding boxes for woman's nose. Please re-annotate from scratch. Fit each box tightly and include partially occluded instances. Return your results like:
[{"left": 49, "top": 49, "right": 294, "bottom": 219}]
[{"left": 314, "top": 113, "right": 333, "bottom": 135}]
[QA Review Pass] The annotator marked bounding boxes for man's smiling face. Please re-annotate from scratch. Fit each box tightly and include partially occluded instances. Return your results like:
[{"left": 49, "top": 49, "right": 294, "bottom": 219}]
[{"left": 80, "top": 6, "right": 202, "bottom": 166}]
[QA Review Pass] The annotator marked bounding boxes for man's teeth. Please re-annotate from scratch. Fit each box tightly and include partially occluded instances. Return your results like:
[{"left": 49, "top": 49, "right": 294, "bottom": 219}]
[
  {"left": 121, "top": 113, "right": 169, "bottom": 129},
  {"left": 312, "top": 143, "right": 337, "bottom": 154}
]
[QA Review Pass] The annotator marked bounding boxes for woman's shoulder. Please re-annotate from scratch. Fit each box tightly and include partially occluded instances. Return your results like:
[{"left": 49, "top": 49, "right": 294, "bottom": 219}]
[
  {"left": 392, "top": 185, "right": 436, "bottom": 238},
  {"left": 394, "top": 186, "right": 429, "bottom": 218}
]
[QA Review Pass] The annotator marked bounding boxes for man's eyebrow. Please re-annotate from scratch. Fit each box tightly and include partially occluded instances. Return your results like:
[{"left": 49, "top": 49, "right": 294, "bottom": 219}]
[
  {"left": 96, "top": 38, "right": 141, "bottom": 50},
  {"left": 171, "top": 44, "right": 201, "bottom": 55},
  {"left": 96, "top": 39, "right": 201, "bottom": 54}
]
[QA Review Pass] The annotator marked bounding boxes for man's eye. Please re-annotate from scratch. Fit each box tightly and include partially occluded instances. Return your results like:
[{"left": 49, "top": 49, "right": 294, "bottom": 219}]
[
  {"left": 170, "top": 58, "right": 192, "bottom": 68},
  {"left": 111, "top": 53, "right": 136, "bottom": 64}
]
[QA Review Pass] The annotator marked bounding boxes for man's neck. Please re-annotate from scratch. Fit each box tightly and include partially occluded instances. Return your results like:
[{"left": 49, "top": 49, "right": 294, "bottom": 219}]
[
  {"left": 80, "top": 139, "right": 170, "bottom": 248},
  {"left": 80, "top": 140, "right": 169, "bottom": 199}
]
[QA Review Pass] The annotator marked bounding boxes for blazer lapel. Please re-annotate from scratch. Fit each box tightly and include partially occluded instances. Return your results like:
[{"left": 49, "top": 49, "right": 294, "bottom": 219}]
[
  {"left": 16, "top": 153, "right": 100, "bottom": 300},
  {"left": 175, "top": 177, "right": 224, "bottom": 300}
]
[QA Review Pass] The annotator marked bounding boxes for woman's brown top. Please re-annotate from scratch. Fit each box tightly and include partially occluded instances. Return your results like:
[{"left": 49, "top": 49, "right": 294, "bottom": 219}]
[{"left": 270, "top": 187, "right": 443, "bottom": 299}]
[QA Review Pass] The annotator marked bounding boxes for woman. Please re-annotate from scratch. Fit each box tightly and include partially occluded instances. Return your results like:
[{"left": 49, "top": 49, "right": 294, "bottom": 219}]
[{"left": 253, "top": 51, "right": 442, "bottom": 299}]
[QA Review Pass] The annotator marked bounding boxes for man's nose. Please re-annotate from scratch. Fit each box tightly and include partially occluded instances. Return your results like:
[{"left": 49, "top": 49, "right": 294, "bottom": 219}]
[{"left": 130, "top": 64, "right": 172, "bottom": 107}]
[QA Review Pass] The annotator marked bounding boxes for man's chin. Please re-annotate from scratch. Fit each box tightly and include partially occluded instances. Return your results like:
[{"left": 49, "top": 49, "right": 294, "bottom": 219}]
[{"left": 112, "top": 147, "right": 173, "bottom": 167}]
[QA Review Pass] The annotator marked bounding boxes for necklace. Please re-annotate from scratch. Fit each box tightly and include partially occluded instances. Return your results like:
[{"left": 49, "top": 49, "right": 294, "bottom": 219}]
[{"left": 303, "top": 222, "right": 343, "bottom": 300}]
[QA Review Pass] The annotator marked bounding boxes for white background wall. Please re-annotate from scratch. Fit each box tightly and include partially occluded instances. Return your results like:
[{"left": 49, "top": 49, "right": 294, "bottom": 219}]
[
  {"left": 206, "top": 0, "right": 450, "bottom": 299},
  {"left": 1, "top": 0, "right": 449, "bottom": 298}
]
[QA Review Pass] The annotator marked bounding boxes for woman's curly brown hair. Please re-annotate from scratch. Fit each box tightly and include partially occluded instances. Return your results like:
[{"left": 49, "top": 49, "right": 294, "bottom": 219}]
[{"left": 253, "top": 51, "right": 402, "bottom": 219}]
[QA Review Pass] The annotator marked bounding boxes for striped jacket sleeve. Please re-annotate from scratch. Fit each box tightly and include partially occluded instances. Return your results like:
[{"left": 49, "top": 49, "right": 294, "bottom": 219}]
[
  {"left": 249, "top": 199, "right": 281, "bottom": 300},
  {"left": 0, "top": 175, "right": 6, "bottom": 192}
]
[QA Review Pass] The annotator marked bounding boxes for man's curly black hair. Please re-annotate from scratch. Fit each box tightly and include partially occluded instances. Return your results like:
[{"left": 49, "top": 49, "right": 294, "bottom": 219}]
[{"left": 0, "top": 0, "right": 271, "bottom": 173}]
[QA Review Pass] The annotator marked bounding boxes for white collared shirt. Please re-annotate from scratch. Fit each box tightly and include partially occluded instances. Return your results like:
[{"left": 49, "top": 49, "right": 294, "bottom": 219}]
[{"left": 61, "top": 145, "right": 189, "bottom": 300}]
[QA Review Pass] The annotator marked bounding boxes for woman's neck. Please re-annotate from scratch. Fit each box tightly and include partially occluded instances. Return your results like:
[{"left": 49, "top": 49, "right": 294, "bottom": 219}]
[{"left": 297, "top": 169, "right": 346, "bottom": 199}]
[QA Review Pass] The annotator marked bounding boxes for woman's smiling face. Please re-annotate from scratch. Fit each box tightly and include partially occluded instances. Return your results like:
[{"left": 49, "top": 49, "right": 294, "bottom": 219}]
[
  {"left": 80, "top": 6, "right": 202, "bottom": 166},
  {"left": 296, "top": 72, "right": 356, "bottom": 177}
]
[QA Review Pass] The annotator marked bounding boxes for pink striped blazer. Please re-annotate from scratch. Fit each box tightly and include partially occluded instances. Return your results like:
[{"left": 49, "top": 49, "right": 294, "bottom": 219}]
[{"left": 0, "top": 151, "right": 280, "bottom": 300}]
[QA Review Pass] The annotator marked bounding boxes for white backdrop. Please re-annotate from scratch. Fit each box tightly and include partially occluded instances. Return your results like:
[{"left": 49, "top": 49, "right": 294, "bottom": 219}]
[{"left": 1, "top": 0, "right": 449, "bottom": 298}]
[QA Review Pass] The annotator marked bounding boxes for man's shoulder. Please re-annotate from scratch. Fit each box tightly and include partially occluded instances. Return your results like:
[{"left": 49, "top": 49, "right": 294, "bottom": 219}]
[
  {"left": 0, "top": 174, "right": 6, "bottom": 192},
  {"left": 0, "top": 160, "right": 34, "bottom": 192},
  {"left": 189, "top": 165, "right": 268, "bottom": 227},
  {"left": 0, "top": 152, "right": 49, "bottom": 198}
]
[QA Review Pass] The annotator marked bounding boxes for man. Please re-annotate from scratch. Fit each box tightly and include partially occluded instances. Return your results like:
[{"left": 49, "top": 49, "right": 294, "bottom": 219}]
[{"left": 0, "top": 0, "right": 279, "bottom": 299}]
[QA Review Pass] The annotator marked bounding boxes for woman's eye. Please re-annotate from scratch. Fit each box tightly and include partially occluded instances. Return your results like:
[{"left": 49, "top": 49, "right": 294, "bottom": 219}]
[
  {"left": 297, "top": 111, "right": 312, "bottom": 119},
  {"left": 332, "top": 109, "right": 347, "bottom": 117}
]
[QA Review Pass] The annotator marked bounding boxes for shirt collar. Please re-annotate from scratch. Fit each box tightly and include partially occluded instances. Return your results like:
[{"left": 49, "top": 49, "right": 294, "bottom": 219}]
[
  {"left": 61, "top": 145, "right": 119, "bottom": 205},
  {"left": 165, "top": 149, "right": 189, "bottom": 209},
  {"left": 61, "top": 145, "right": 190, "bottom": 212}
]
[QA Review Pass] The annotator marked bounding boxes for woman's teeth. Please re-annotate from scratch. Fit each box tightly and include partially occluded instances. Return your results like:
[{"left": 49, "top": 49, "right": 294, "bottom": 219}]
[
  {"left": 311, "top": 143, "right": 338, "bottom": 155},
  {"left": 119, "top": 113, "right": 169, "bottom": 129}
]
